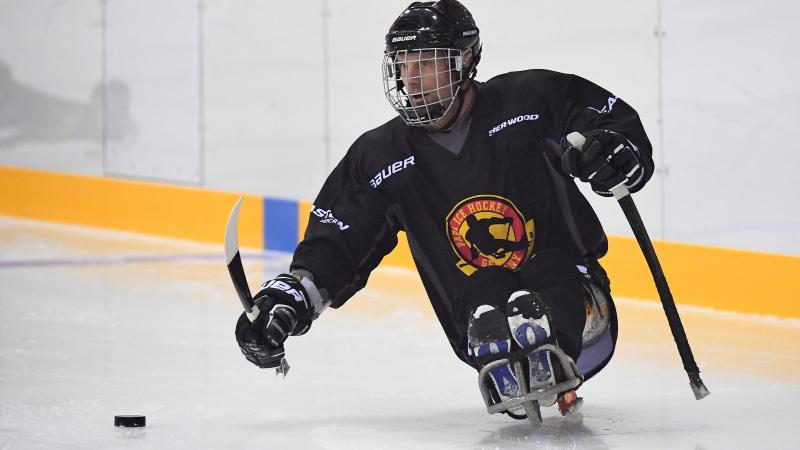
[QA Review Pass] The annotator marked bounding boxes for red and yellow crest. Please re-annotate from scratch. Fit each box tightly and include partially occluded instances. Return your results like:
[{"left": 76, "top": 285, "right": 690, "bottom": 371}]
[{"left": 445, "top": 195, "right": 535, "bottom": 276}]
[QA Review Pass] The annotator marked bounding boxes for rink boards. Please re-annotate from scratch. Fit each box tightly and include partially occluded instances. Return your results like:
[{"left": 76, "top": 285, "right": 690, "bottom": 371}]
[{"left": 2, "top": 164, "right": 798, "bottom": 318}]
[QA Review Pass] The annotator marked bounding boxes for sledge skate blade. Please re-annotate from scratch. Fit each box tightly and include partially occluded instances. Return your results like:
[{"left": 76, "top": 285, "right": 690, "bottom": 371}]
[
  {"left": 478, "top": 343, "right": 583, "bottom": 417},
  {"left": 515, "top": 360, "right": 543, "bottom": 425},
  {"left": 522, "top": 400, "right": 542, "bottom": 425}
]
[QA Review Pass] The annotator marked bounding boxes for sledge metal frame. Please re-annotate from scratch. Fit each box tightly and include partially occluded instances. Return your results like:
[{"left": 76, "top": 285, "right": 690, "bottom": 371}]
[{"left": 477, "top": 344, "right": 583, "bottom": 426}]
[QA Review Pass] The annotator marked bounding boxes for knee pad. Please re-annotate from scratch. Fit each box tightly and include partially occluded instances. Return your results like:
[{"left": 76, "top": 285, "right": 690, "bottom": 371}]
[{"left": 581, "top": 278, "right": 611, "bottom": 347}]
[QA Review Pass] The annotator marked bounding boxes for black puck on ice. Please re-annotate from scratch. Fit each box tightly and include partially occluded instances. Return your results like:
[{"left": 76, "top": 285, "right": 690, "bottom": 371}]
[{"left": 114, "top": 415, "right": 146, "bottom": 427}]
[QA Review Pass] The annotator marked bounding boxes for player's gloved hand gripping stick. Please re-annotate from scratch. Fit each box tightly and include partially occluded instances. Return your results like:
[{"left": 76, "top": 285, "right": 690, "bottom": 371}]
[
  {"left": 225, "top": 197, "right": 291, "bottom": 376},
  {"left": 565, "top": 132, "right": 710, "bottom": 400}
]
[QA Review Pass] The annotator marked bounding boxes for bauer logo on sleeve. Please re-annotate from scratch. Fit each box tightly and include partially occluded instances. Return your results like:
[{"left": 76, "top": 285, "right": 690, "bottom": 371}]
[
  {"left": 370, "top": 156, "right": 415, "bottom": 188},
  {"left": 445, "top": 195, "right": 535, "bottom": 276}
]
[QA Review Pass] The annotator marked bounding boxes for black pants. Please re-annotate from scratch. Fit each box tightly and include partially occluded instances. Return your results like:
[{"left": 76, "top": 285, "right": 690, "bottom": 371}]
[{"left": 459, "top": 249, "right": 617, "bottom": 381}]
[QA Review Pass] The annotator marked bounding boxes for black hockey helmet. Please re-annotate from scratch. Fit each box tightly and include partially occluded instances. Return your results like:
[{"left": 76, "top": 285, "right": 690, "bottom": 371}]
[
  {"left": 385, "top": 0, "right": 481, "bottom": 77},
  {"left": 382, "top": 0, "right": 482, "bottom": 127}
]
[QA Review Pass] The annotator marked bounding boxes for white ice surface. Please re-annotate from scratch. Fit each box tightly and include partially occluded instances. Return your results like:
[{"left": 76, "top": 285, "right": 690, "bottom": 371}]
[{"left": 1, "top": 217, "right": 799, "bottom": 449}]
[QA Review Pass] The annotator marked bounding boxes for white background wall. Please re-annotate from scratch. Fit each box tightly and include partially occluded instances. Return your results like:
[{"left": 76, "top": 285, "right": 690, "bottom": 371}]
[
  {"left": 1, "top": 0, "right": 798, "bottom": 255},
  {"left": 103, "top": 0, "right": 202, "bottom": 184},
  {"left": 660, "top": 0, "right": 800, "bottom": 252}
]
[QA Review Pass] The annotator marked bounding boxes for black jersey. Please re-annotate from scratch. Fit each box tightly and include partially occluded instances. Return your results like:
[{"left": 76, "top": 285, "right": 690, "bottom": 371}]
[{"left": 291, "top": 69, "right": 654, "bottom": 363}]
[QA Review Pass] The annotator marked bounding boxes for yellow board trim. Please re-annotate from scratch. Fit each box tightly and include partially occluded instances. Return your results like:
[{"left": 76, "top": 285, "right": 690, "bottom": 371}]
[
  {"left": 297, "top": 199, "right": 312, "bottom": 243},
  {"left": 0, "top": 166, "right": 263, "bottom": 249},
  {"left": 295, "top": 200, "right": 798, "bottom": 317},
  {"left": 604, "top": 236, "right": 799, "bottom": 318},
  {"left": 369, "top": 234, "right": 799, "bottom": 318},
  {"left": 3, "top": 165, "right": 798, "bottom": 318}
]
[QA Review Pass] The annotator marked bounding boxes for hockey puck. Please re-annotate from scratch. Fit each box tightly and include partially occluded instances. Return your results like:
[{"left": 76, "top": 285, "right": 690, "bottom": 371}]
[{"left": 114, "top": 415, "right": 146, "bottom": 427}]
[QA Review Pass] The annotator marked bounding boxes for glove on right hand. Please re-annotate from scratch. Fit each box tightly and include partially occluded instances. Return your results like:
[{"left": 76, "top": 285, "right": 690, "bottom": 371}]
[
  {"left": 234, "top": 273, "right": 313, "bottom": 369},
  {"left": 235, "top": 311, "right": 287, "bottom": 369}
]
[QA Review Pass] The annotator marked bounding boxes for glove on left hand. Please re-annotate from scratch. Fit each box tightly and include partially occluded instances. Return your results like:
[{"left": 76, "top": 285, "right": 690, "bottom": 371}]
[{"left": 561, "top": 129, "right": 644, "bottom": 196}]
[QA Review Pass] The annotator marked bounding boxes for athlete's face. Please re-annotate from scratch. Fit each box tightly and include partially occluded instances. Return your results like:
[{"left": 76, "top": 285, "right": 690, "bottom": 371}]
[{"left": 395, "top": 50, "right": 456, "bottom": 107}]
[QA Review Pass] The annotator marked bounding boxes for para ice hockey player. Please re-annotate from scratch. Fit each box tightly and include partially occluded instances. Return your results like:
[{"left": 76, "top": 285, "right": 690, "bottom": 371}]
[{"left": 235, "top": 0, "right": 654, "bottom": 421}]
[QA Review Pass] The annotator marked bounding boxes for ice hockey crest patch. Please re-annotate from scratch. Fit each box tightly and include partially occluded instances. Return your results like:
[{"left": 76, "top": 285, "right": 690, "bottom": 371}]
[{"left": 445, "top": 195, "right": 535, "bottom": 276}]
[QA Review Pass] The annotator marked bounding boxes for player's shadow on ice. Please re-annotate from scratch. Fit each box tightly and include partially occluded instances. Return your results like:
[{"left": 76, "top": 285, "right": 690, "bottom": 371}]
[
  {"left": 250, "top": 407, "right": 608, "bottom": 448},
  {"left": 479, "top": 412, "right": 608, "bottom": 449}
]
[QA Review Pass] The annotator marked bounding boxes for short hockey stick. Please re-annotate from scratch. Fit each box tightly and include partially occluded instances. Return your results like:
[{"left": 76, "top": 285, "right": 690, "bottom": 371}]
[
  {"left": 224, "top": 197, "right": 290, "bottom": 376},
  {"left": 566, "top": 132, "right": 709, "bottom": 400}
]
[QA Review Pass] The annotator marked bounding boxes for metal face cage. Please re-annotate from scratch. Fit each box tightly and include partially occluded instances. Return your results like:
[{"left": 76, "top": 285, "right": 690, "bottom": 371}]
[{"left": 382, "top": 48, "right": 464, "bottom": 127}]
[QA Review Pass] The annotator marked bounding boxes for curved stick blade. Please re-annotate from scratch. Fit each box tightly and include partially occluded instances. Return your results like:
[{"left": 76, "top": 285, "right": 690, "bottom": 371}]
[
  {"left": 225, "top": 197, "right": 244, "bottom": 265},
  {"left": 224, "top": 197, "right": 254, "bottom": 315}
]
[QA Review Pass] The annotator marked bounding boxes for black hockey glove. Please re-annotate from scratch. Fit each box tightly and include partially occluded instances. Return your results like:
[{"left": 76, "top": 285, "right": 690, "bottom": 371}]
[
  {"left": 561, "top": 130, "right": 644, "bottom": 197},
  {"left": 234, "top": 273, "right": 316, "bottom": 369}
]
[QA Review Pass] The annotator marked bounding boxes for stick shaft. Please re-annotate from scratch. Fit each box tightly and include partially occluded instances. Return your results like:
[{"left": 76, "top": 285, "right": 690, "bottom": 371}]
[
  {"left": 564, "top": 132, "right": 708, "bottom": 398},
  {"left": 617, "top": 195, "right": 701, "bottom": 378}
]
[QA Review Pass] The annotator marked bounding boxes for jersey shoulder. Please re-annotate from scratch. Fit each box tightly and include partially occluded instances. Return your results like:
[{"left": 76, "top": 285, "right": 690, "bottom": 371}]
[
  {"left": 344, "top": 116, "right": 414, "bottom": 187},
  {"left": 348, "top": 116, "right": 407, "bottom": 158},
  {"left": 482, "top": 69, "right": 576, "bottom": 97},
  {"left": 477, "top": 69, "right": 585, "bottom": 127}
]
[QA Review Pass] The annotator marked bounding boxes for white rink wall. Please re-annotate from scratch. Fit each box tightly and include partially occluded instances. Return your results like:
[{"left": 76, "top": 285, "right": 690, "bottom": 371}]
[{"left": 0, "top": 0, "right": 798, "bottom": 255}]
